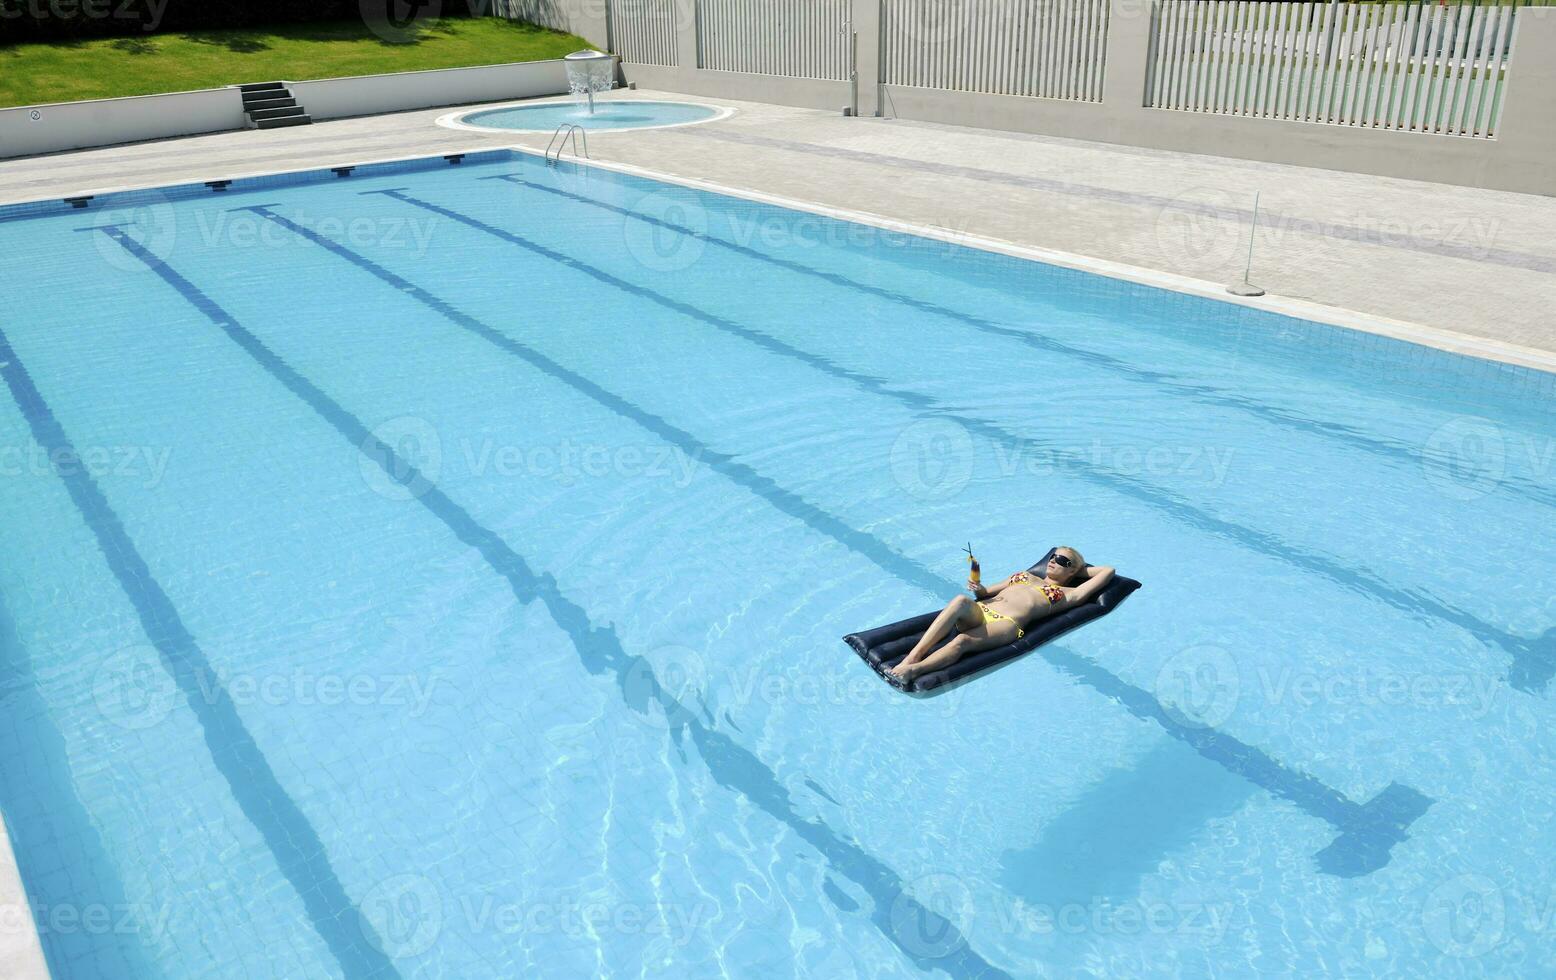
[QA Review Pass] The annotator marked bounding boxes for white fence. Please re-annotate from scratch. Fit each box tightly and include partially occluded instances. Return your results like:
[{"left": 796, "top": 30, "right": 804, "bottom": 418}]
[
  {"left": 610, "top": 0, "right": 682, "bottom": 66},
  {"left": 583, "top": 0, "right": 1556, "bottom": 194},
  {"left": 1146, "top": 0, "right": 1520, "bottom": 137},
  {"left": 880, "top": 0, "right": 1112, "bottom": 102},
  {"left": 697, "top": 0, "right": 851, "bottom": 78}
]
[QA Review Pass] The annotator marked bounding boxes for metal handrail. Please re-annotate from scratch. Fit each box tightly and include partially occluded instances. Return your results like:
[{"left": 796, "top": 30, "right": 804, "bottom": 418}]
[{"left": 544, "top": 123, "right": 590, "bottom": 166}]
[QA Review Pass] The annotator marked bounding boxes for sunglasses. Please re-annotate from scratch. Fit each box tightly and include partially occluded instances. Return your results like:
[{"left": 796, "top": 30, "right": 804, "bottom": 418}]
[{"left": 1050, "top": 554, "right": 1074, "bottom": 569}]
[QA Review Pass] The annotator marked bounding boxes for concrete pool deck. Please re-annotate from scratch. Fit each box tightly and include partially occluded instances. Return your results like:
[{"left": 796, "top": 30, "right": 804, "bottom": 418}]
[
  {"left": 3, "top": 89, "right": 1554, "bottom": 372},
  {"left": 0, "top": 815, "right": 49, "bottom": 979}
]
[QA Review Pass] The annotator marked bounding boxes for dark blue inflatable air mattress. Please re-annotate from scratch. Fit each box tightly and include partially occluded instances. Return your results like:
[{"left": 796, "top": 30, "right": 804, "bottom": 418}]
[{"left": 843, "top": 550, "right": 1141, "bottom": 696}]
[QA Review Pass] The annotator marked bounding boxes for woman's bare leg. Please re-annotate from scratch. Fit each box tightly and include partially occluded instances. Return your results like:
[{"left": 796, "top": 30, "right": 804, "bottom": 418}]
[
  {"left": 892, "top": 596, "right": 981, "bottom": 674},
  {"left": 897, "top": 630, "right": 1008, "bottom": 682}
]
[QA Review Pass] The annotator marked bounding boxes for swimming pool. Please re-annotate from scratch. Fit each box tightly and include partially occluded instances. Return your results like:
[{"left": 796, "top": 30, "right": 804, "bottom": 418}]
[
  {"left": 446, "top": 99, "right": 728, "bottom": 133},
  {"left": 1, "top": 148, "right": 1553, "bottom": 978}
]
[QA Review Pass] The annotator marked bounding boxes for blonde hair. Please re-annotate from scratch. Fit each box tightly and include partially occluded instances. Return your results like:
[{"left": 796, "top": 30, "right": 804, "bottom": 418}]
[{"left": 1054, "top": 546, "right": 1085, "bottom": 582}]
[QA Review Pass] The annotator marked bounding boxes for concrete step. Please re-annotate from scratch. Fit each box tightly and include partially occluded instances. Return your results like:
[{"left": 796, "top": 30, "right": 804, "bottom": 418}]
[
  {"left": 249, "top": 105, "right": 306, "bottom": 121},
  {"left": 240, "top": 81, "right": 312, "bottom": 130},
  {"left": 242, "top": 96, "right": 297, "bottom": 111},
  {"left": 256, "top": 114, "right": 312, "bottom": 130}
]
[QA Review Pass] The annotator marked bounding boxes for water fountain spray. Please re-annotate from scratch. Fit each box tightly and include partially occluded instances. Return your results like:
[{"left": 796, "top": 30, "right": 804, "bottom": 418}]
[{"left": 564, "top": 50, "right": 617, "bottom": 116}]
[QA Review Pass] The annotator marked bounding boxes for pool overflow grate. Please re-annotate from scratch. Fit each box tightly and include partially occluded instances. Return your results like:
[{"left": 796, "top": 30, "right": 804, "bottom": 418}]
[
  {"left": 64, "top": 196, "right": 91, "bottom": 209},
  {"left": 238, "top": 81, "right": 312, "bottom": 131},
  {"left": 332, "top": 167, "right": 354, "bottom": 179},
  {"left": 206, "top": 180, "right": 231, "bottom": 193},
  {"left": 445, "top": 154, "right": 465, "bottom": 165}
]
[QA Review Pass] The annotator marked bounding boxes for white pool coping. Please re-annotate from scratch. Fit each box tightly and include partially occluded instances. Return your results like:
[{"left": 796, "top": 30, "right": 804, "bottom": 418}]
[
  {"left": 0, "top": 813, "right": 50, "bottom": 979},
  {"left": 435, "top": 97, "right": 736, "bottom": 135}
]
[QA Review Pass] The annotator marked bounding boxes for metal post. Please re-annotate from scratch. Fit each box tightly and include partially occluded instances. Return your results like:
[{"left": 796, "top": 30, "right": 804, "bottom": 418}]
[
  {"left": 1227, "top": 191, "right": 1267, "bottom": 297},
  {"left": 851, "top": 30, "right": 861, "bottom": 115},
  {"left": 842, "top": 3, "right": 860, "bottom": 116}
]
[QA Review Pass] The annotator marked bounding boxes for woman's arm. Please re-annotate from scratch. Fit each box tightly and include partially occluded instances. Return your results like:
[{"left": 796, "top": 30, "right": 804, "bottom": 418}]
[
  {"left": 1068, "top": 566, "right": 1116, "bottom": 604},
  {"left": 971, "top": 573, "right": 1020, "bottom": 601}
]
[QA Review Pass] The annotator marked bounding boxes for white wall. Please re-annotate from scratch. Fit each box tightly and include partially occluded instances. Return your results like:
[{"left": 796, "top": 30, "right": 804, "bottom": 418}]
[
  {"left": 0, "top": 58, "right": 576, "bottom": 160},
  {"left": 288, "top": 59, "right": 572, "bottom": 121},
  {"left": 0, "top": 87, "right": 245, "bottom": 160}
]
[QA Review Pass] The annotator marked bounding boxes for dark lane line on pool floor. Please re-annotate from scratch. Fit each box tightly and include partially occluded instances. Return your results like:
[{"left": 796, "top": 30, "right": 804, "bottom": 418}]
[
  {"left": 373, "top": 186, "right": 1554, "bottom": 695},
  {"left": 88, "top": 221, "right": 1009, "bottom": 980},
  {"left": 0, "top": 319, "right": 401, "bottom": 980},
  {"left": 239, "top": 203, "right": 1431, "bottom": 877},
  {"left": 0, "top": 590, "right": 159, "bottom": 978},
  {"left": 497, "top": 174, "right": 1556, "bottom": 513}
]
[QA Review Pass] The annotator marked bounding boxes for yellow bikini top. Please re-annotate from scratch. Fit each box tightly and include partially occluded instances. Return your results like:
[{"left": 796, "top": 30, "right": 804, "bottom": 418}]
[{"left": 1012, "top": 572, "right": 1066, "bottom": 606}]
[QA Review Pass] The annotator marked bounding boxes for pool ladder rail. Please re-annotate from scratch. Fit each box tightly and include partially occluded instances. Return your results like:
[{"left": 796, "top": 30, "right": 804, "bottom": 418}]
[{"left": 544, "top": 124, "right": 590, "bottom": 166}]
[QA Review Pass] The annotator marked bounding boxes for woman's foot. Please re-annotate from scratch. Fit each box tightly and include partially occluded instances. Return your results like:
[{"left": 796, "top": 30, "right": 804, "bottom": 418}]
[{"left": 890, "top": 661, "right": 918, "bottom": 681}]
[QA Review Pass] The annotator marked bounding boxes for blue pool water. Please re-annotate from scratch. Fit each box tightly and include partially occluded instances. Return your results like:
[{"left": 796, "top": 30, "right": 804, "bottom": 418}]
[
  {"left": 458, "top": 99, "right": 722, "bottom": 131},
  {"left": 1, "top": 149, "right": 1554, "bottom": 979}
]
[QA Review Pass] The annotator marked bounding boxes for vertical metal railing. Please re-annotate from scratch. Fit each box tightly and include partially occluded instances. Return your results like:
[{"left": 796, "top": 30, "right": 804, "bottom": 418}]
[
  {"left": 879, "top": 0, "right": 1112, "bottom": 102},
  {"left": 608, "top": 0, "right": 682, "bottom": 66},
  {"left": 694, "top": 0, "right": 851, "bottom": 79},
  {"left": 1145, "top": 0, "right": 1520, "bottom": 137}
]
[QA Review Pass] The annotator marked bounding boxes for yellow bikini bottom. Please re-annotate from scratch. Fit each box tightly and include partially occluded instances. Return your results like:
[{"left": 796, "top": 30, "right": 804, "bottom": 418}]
[{"left": 976, "top": 602, "right": 1024, "bottom": 639}]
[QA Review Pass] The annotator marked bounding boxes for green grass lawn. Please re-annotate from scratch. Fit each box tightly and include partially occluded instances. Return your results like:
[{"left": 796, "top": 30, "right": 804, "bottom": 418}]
[{"left": 0, "top": 17, "right": 590, "bottom": 108}]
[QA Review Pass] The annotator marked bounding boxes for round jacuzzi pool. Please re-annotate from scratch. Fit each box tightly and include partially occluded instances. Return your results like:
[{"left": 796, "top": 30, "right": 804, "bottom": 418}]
[{"left": 445, "top": 99, "right": 728, "bottom": 133}]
